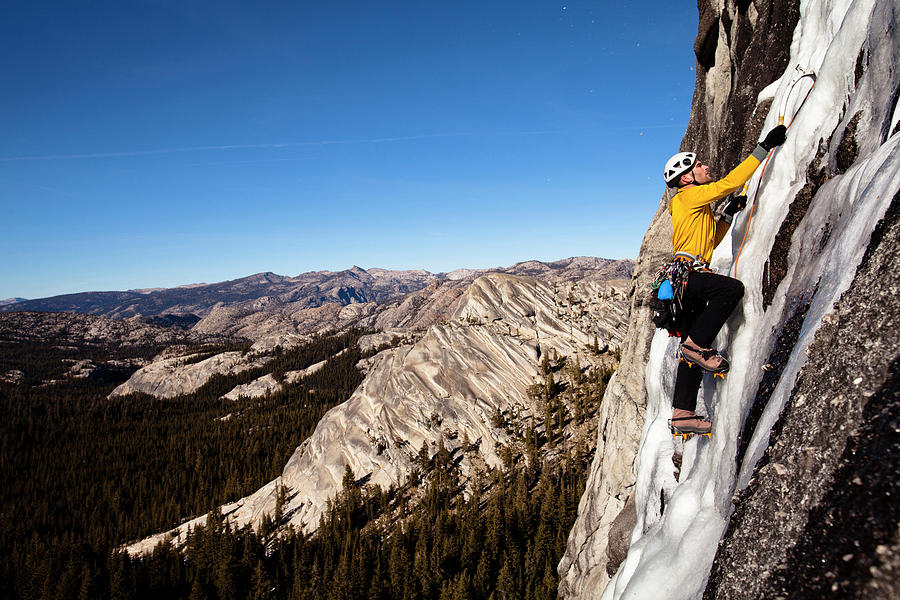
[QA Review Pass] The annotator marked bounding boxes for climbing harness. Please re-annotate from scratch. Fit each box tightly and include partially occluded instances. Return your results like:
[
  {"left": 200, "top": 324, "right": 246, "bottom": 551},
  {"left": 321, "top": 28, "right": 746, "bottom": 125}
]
[
  {"left": 650, "top": 252, "right": 712, "bottom": 337},
  {"left": 732, "top": 66, "right": 817, "bottom": 278},
  {"left": 651, "top": 253, "right": 729, "bottom": 379}
]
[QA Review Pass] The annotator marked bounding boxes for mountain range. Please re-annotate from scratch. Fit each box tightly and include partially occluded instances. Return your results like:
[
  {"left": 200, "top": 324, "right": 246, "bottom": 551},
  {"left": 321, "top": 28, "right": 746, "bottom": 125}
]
[{"left": 0, "top": 257, "right": 633, "bottom": 322}]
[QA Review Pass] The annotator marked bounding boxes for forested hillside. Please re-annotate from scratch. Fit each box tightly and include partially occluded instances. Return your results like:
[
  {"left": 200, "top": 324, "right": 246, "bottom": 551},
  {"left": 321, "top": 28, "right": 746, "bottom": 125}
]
[
  {"left": 2, "top": 325, "right": 615, "bottom": 599},
  {"left": 0, "top": 330, "right": 369, "bottom": 599}
]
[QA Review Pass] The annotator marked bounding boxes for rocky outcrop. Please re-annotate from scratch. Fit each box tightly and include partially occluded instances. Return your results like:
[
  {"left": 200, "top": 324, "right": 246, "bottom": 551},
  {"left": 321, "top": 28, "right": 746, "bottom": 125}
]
[
  {"left": 220, "top": 360, "right": 327, "bottom": 401},
  {"left": 1, "top": 370, "right": 25, "bottom": 384},
  {"left": 358, "top": 329, "right": 421, "bottom": 354},
  {"left": 126, "top": 273, "right": 630, "bottom": 555},
  {"left": 109, "top": 351, "right": 272, "bottom": 399},
  {"left": 220, "top": 373, "right": 281, "bottom": 401},
  {"left": 557, "top": 201, "right": 673, "bottom": 597},
  {"left": 562, "top": 0, "right": 900, "bottom": 598}
]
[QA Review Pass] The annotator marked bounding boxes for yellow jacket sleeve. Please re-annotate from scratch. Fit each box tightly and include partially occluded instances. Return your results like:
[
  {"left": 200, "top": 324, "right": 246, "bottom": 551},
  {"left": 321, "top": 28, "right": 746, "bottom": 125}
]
[
  {"left": 678, "top": 154, "right": 761, "bottom": 210},
  {"left": 669, "top": 154, "right": 762, "bottom": 263}
]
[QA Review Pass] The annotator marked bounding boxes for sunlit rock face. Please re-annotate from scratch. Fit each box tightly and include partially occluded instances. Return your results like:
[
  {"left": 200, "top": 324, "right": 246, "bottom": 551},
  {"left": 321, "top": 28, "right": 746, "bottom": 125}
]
[
  {"left": 126, "top": 273, "right": 630, "bottom": 555},
  {"left": 557, "top": 201, "right": 673, "bottom": 598},
  {"left": 190, "top": 257, "right": 633, "bottom": 341},
  {"left": 559, "top": 0, "right": 802, "bottom": 592},
  {"left": 109, "top": 351, "right": 273, "bottom": 399},
  {"left": 110, "top": 259, "right": 634, "bottom": 401},
  {"left": 562, "top": 0, "right": 900, "bottom": 598}
]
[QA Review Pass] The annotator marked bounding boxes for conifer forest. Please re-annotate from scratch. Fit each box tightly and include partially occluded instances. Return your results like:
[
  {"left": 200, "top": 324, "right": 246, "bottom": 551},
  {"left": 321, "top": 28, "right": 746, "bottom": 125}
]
[{"left": 1, "top": 329, "right": 612, "bottom": 600}]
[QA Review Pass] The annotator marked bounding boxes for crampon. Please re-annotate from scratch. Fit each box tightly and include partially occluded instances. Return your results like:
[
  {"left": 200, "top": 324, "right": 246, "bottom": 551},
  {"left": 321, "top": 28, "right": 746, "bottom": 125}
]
[
  {"left": 670, "top": 427, "right": 712, "bottom": 441},
  {"left": 669, "top": 410, "right": 712, "bottom": 440},
  {"left": 679, "top": 356, "right": 728, "bottom": 379},
  {"left": 680, "top": 341, "right": 730, "bottom": 377}
]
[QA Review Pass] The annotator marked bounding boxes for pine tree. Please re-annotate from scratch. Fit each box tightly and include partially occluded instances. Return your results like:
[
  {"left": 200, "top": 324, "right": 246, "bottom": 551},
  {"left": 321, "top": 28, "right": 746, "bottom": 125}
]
[
  {"left": 342, "top": 465, "right": 355, "bottom": 490},
  {"left": 250, "top": 560, "right": 274, "bottom": 600},
  {"left": 189, "top": 576, "right": 210, "bottom": 600},
  {"left": 494, "top": 551, "right": 518, "bottom": 600},
  {"left": 274, "top": 482, "right": 287, "bottom": 526},
  {"left": 543, "top": 372, "right": 554, "bottom": 402},
  {"left": 107, "top": 551, "right": 132, "bottom": 600}
]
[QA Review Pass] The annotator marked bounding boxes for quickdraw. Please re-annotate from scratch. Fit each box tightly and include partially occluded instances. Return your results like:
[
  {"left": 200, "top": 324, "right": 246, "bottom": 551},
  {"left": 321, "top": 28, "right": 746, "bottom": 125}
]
[{"left": 732, "top": 66, "right": 817, "bottom": 277}]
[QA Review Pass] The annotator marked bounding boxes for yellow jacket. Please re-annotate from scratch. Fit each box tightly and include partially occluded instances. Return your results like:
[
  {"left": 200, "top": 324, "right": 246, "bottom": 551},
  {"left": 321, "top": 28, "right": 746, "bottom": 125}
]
[{"left": 668, "top": 154, "right": 762, "bottom": 263}]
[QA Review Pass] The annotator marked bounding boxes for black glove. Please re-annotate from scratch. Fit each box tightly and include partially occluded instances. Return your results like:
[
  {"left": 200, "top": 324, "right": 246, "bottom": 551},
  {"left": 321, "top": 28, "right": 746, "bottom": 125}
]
[
  {"left": 759, "top": 125, "right": 787, "bottom": 151},
  {"left": 721, "top": 194, "right": 747, "bottom": 224}
]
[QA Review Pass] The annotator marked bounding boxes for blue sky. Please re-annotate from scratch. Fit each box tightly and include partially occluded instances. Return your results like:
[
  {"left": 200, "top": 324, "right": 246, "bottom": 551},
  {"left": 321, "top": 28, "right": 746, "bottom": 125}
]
[{"left": 1, "top": 1, "right": 698, "bottom": 299}]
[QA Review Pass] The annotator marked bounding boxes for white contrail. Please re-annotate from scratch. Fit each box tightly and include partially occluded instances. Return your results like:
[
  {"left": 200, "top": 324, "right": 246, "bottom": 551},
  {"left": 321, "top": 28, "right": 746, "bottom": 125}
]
[
  {"left": 0, "top": 131, "right": 559, "bottom": 162},
  {"left": 607, "top": 124, "right": 683, "bottom": 131}
]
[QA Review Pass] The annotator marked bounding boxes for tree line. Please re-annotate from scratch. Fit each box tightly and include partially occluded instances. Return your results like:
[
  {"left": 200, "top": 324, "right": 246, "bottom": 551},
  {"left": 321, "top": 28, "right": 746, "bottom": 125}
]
[
  {"left": 0, "top": 330, "right": 368, "bottom": 600},
  {"left": 1, "top": 328, "right": 614, "bottom": 600}
]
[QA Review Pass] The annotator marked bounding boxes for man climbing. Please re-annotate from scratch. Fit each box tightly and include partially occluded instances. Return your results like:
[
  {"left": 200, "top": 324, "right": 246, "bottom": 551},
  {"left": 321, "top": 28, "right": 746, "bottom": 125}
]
[{"left": 661, "top": 124, "right": 787, "bottom": 435}]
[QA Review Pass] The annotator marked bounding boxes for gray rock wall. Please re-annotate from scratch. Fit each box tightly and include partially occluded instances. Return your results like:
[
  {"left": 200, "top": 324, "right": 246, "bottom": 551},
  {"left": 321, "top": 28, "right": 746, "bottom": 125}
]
[
  {"left": 558, "top": 0, "right": 801, "bottom": 596},
  {"left": 704, "top": 184, "right": 900, "bottom": 600},
  {"left": 557, "top": 195, "right": 672, "bottom": 597}
]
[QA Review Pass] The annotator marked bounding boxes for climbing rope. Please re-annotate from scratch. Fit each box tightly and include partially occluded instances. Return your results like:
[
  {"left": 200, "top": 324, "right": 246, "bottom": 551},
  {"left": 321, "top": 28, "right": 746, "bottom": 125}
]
[{"left": 732, "top": 66, "right": 816, "bottom": 277}]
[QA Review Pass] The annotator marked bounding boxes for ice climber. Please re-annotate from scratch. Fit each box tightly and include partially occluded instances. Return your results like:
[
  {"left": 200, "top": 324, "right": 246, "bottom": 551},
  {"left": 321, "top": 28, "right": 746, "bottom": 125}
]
[{"left": 660, "top": 124, "right": 787, "bottom": 435}]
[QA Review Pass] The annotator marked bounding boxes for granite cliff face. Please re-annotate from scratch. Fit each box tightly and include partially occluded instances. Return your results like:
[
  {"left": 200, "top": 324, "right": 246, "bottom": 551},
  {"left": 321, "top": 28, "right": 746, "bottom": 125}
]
[
  {"left": 108, "top": 351, "right": 274, "bottom": 399},
  {"left": 560, "top": 0, "right": 900, "bottom": 598},
  {"left": 558, "top": 0, "right": 802, "bottom": 591},
  {"left": 126, "top": 273, "right": 630, "bottom": 554},
  {"left": 557, "top": 206, "right": 673, "bottom": 597}
]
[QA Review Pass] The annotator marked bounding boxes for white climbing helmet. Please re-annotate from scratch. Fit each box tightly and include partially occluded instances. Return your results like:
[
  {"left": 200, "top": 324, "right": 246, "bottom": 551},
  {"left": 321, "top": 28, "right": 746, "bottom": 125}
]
[{"left": 664, "top": 151, "right": 697, "bottom": 186}]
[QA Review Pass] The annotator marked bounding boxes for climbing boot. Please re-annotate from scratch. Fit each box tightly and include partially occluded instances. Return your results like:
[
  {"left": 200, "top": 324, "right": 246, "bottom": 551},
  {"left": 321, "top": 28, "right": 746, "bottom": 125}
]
[
  {"left": 680, "top": 339, "right": 730, "bottom": 374},
  {"left": 669, "top": 408, "right": 712, "bottom": 436}
]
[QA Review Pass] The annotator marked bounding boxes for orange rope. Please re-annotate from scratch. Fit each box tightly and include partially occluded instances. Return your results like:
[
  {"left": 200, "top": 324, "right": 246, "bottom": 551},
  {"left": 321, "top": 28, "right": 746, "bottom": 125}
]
[{"left": 731, "top": 75, "right": 815, "bottom": 278}]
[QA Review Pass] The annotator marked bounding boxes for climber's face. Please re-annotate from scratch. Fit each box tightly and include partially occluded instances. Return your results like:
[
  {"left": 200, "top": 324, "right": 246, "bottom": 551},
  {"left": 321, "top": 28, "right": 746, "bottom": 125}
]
[{"left": 689, "top": 160, "right": 712, "bottom": 185}]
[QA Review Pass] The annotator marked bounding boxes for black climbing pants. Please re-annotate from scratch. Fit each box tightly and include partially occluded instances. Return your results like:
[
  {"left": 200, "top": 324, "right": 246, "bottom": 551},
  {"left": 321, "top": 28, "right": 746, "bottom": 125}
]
[{"left": 672, "top": 270, "right": 744, "bottom": 412}]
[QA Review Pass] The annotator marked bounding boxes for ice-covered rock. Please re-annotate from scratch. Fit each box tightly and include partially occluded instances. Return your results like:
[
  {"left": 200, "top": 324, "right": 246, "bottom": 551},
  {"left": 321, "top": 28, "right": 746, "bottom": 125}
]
[{"left": 563, "top": 0, "right": 900, "bottom": 598}]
